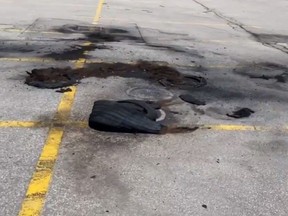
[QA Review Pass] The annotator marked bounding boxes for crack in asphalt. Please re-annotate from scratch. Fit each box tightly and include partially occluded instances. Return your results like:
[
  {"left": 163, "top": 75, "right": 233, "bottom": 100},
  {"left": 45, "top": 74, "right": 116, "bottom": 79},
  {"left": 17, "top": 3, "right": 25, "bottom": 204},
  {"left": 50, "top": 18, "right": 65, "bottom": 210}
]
[{"left": 193, "top": 0, "right": 288, "bottom": 55}]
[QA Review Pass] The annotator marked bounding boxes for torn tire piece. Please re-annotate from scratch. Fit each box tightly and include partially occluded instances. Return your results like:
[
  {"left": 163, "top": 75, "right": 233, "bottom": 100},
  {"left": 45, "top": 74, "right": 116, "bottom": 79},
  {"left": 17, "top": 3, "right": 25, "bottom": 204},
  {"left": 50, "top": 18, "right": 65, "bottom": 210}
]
[
  {"left": 179, "top": 94, "right": 206, "bottom": 105},
  {"left": 227, "top": 108, "right": 255, "bottom": 119},
  {"left": 89, "top": 100, "right": 164, "bottom": 134}
]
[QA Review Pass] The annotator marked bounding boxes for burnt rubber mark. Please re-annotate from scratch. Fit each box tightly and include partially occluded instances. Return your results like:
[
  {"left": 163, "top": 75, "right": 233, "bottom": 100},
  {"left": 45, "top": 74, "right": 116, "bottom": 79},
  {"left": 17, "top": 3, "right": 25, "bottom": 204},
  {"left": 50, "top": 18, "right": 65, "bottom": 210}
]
[
  {"left": 179, "top": 94, "right": 206, "bottom": 105},
  {"left": 53, "top": 25, "right": 142, "bottom": 43},
  {"left": 250, "top": 74, "right": 288, "bottom": 83},
  {"left": 25, "top": 61, "right": 207, "bottom": 89},
  {"left": 227, "top": 108, "right": 255, "bottom": 119},
  {"left": 53, "top": 25, "right": 204, "bottom": 58},
  {"left": 54, "top": 25, "right": 129, "bottom": 34},
  {"left": 135, "top": 24, "right": 204, "bottom": 58},
  {"left": 89, "top": 100, "right": 198, "bottom": 134},
  {"left": 235, "top": 62, "right": 288, "bottom": 83}
]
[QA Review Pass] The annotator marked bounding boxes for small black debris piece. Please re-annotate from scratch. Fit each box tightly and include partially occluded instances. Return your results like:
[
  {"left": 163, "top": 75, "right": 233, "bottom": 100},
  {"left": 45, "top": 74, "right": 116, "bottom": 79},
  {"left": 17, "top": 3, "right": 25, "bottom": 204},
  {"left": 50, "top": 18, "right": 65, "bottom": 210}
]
[
  {"left": 227, "top": 108, "right": 255, "bottom": 119},
  {"left": 250, "top": 75, "right": 271, "bottom": 80},
  {"left": 202, "top": 204, "right": 207, "bottom": 209},
  {"left": 55, "top": 87, "right": 72, "bottom": 93},
  {"left": 179, "top": 94, "right": 206, "bottom": 105}
]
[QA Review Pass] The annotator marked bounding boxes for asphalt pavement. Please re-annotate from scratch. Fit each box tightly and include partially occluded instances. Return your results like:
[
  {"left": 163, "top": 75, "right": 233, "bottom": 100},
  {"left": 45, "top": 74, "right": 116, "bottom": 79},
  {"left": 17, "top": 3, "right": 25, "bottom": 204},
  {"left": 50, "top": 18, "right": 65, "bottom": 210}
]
[{"left": 0, "top": 0, "right": 288, "bottom": 215}]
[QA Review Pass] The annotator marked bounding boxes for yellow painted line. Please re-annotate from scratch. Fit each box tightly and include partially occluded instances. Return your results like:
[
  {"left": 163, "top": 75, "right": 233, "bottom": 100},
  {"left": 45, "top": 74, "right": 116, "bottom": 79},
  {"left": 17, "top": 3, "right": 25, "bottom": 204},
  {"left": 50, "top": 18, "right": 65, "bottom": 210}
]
[
  {"left": 0, "top": 57, "right": 56, "bottom": 63},
  {"left": 0, "top": 121, "right": 46, "bottom": 128},
  {"left": 203, "top": 124, "right": 256, "bottom": 131},
  {"left": 0, "top": 119, "right": 286, "bottom": 132},
  {"left": 93, "top": 0, "right": 105, "bottom": 24},
  {"left": 54, "top": 86, "right": 77, "bottom": 121},
  {"left": 0, "top": 56, "right": 238, "bottom": 69},
  {"left": 17, "top": 88, "right": 76, "bottom": 216},
  {"left": 202, "top": 124, "right": 276, "bottom": 131},
  {"left": 17, "top": 127, "right": 64, "bottom": 216},
  {"left": 66, "top": 120, "right": 89, "bottom": 128},
  {"left": 18, "top": 1, "right": 106, "bottom": 215}
]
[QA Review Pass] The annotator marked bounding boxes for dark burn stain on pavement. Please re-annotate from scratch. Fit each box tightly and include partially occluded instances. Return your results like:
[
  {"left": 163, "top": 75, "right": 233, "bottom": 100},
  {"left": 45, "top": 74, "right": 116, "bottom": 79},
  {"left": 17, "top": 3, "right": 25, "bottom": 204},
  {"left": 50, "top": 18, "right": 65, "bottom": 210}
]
[
  {"left": 235, "top": 62, "right": 288, "bottom": 84},
  {"left": 62, "top": 129, "right": 138, "bottom": 206},
  {"left": 45, "top": 44, "right": 109, "bottom": 60},
  {"left": 1, "top": 25, "right": 204, "bottom": 62},
  {"left": 25, "top": 61, "right": 207, "bottom": 89},
  {"left": 52, "top": 24, "right": 204, "bottom": 57}
]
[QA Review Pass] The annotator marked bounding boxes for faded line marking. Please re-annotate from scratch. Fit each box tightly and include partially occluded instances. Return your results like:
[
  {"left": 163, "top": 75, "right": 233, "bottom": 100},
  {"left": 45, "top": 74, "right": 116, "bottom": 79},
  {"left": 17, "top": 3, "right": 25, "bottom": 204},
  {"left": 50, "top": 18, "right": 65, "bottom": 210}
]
[
  {"left": 203, "top": 124, "right": 256, "bottom": 131},
  {"left": 0, "top": 57, "right": 238, "bottom": 69},
  {"left": 0, "top": 57, "right": 56, "bottom": 63},
  {"left": 0, "top": 121, "right": 46, "bottom": 128},
  {"left": 0, "top": 120, "right": 286, "bottom": 132}
]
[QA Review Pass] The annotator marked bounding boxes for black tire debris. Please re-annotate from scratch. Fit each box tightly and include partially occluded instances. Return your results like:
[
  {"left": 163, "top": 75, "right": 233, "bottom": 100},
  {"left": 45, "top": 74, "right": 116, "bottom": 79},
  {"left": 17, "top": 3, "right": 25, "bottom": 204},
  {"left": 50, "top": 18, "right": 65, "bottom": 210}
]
[
  {"left": 227, "top": 108, "right": 255, "bottom": 118},
  {"left": 89, "top": 100, "right": 198, "bottom": 134},
  {"left": 89, "top": 100, "right": 164, "bottom": 134},
  {"left": 179, "top": 94, "right": 206, "bottom": 105}
]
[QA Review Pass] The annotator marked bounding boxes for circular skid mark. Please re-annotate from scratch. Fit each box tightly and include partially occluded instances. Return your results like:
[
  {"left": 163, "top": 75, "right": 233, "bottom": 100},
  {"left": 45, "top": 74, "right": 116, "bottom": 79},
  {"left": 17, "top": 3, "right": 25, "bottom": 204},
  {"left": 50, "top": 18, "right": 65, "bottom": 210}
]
[{"left": 126, "top": 87, "right": 174, "bottom": 101}]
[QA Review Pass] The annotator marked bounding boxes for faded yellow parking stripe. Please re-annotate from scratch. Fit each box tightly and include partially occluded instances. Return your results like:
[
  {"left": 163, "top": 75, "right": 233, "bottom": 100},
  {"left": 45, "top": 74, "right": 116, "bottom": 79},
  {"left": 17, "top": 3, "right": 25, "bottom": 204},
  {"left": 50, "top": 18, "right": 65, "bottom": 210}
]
[
  {"left": 0, "top": 120, "right": 285, "bottom": 132},
  {"left": 0, "top": 57, "right": 238, "bottom": 69},
  {"left": 0, "top": 121, "right": 44, "bottom": 128},
  {"left": 0, "top": 57, "right": 56, "bottom": 63}
]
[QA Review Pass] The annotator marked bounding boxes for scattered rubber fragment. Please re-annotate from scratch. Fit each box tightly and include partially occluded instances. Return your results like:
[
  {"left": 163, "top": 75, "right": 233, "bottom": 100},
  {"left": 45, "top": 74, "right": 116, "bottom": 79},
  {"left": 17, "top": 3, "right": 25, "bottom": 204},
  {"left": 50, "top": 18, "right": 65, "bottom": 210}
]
[
  {"left": 179, "top": 94, "right": 206, "bottom": 105},
  {"left": 227, "top": 108, "right": 255, "bottom": 118}
]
